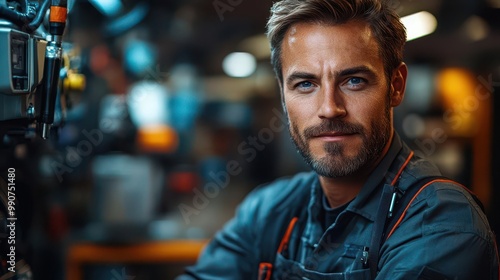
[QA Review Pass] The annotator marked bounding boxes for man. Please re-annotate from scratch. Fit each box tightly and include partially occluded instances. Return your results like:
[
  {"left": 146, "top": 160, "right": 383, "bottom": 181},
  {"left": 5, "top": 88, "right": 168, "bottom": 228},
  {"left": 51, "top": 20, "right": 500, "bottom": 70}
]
[{"left": 179, "top": 0, "right": 499, "bottom": 279}]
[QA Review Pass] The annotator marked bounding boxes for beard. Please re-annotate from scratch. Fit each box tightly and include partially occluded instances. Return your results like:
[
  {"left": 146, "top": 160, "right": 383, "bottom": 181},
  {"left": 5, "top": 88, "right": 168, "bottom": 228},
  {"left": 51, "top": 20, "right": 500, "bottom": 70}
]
[{"left": 288, "top": 100, "right": 392, "bottom": 178}]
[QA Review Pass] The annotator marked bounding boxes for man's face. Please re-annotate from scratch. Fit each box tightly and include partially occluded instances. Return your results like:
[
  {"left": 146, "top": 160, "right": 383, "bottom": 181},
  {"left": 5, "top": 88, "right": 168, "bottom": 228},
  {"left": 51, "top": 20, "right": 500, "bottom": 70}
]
[{"left": 281, "top": 21, "right": 396, "bottom": 178}]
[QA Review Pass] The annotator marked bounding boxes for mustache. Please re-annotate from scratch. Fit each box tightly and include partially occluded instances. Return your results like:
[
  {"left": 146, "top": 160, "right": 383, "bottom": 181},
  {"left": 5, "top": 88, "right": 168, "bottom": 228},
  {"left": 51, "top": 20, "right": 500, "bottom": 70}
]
[{"left": 303, "top": 120, "right": 364, "bottom": 139}]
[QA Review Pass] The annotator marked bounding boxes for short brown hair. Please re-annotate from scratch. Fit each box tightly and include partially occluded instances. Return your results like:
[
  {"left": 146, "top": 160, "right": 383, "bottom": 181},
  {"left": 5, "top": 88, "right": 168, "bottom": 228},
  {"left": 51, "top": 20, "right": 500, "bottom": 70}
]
[{"left": 266, "top": 0, "right": 406, "bottom": 85}]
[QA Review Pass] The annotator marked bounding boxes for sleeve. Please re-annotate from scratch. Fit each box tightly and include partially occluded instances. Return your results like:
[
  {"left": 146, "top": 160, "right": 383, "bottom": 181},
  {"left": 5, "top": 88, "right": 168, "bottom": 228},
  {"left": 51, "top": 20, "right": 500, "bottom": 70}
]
[
  {"left": 376, "top": 183, "right": 500, "bottom": 280},
  {"left": 176, "top": 188, "right": 265, "bottom": 280}
]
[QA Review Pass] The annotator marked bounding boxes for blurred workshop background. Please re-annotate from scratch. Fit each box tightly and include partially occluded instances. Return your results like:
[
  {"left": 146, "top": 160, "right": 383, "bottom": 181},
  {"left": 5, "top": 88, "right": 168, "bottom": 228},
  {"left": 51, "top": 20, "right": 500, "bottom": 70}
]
[{"left": 1, "top": 0, "right": 500, "bottom": 279}]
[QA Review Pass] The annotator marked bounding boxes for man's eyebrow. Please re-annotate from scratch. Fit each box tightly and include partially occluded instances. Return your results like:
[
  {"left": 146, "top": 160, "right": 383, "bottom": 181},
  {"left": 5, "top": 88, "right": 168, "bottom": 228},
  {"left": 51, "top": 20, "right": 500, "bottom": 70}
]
[
  {"left": 286, "top": 72, "right": 317, "bottom": 86},
  {"left": 336, "top": 66, "right": 376, "bottom": 78}
]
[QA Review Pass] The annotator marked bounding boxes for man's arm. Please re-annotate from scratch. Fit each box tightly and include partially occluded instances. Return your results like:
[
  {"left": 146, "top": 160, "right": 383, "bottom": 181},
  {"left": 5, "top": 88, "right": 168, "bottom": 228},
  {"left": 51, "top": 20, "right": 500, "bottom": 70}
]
[
  {"left": 377, "top": 183, "right": 499, "bottom": 279},
  {"left": 176, "top": 189, "right": 263, "bottom": 280}
]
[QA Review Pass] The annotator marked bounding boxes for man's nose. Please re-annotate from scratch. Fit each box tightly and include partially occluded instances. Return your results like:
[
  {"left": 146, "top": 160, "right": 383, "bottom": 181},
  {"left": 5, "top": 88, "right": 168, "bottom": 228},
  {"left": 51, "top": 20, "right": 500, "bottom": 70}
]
[{"left": 317, "top": 86, "right": 347, "bottom": 119}]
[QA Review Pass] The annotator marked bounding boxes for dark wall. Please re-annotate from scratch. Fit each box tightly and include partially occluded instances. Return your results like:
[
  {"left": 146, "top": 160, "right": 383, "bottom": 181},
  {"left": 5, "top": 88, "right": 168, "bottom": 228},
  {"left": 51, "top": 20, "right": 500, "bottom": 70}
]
[{"left": 491, "top": 85, "right": 500, "bottom": 246}]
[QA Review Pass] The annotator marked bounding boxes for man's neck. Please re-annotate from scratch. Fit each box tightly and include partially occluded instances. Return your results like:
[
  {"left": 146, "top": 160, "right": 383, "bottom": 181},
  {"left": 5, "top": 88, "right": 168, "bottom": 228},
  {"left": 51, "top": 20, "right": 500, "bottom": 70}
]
[
  {"left": 320, "top": 133, "right": 394, "bottom": 208},
  {"left": 319, "top": 176, "right": 366, "bottom": 208}
]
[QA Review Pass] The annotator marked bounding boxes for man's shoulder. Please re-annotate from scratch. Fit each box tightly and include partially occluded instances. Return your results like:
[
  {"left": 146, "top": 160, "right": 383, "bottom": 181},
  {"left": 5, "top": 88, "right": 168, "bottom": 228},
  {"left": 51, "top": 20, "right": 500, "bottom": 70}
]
[
  {"left": 393, "top": 155, "right": 491, "bottom": 235},
  {"left": 392, "top": 151, "right": 489, "bottom": 224},
  {"left": 254, "top": 171, "right": 317, "bottom": 203},
  {"left": 410, "top": 178, "right": 487, "bottom": 224},
  {"left": 241, "top": 171, "right": 316, "bottom": 217},
  {"left": 399, "top": 154, "right": 478, "bottom": 206}
]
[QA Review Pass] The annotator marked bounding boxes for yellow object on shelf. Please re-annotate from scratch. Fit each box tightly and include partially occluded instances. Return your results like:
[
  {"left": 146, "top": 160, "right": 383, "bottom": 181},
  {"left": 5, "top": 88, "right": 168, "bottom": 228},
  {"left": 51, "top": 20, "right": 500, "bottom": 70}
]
[
  {"left": 63, "top": 72, "right": 86, "bottom": 92},
  {"left": 137, "top": 124, "right": 179, "bottom": 153}
]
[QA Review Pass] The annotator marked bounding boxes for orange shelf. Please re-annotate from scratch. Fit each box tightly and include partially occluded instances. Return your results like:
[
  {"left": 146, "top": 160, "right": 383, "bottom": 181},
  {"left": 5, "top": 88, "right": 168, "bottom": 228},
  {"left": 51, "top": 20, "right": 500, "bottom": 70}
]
[{"left": 67, "top": 239, "right": 208, "bottom": 280}]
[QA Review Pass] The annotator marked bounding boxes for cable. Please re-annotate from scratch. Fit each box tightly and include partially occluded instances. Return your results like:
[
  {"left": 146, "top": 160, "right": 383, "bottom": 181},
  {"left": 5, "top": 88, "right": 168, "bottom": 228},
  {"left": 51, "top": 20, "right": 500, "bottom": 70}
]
[
  {"left": 27, "top": 0, "right": 50, "bottom": 32},
  {"left": 0, "top": 0, "right": 35, "bottom": 28}
]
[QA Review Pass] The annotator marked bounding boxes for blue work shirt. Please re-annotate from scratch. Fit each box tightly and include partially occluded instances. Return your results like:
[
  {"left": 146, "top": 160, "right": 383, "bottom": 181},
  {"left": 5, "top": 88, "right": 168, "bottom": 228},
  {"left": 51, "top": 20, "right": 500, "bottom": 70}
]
[{"left": 179, "top": 134, "right": 499, "bottom": 279}]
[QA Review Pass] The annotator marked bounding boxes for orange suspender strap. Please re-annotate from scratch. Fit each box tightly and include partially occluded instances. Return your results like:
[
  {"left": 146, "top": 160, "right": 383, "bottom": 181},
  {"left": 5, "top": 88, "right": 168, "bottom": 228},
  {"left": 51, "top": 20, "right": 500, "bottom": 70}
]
[
  {"left": 385, "top": 177, "right": 500, "bottom": 278},
  {"left": 258, "top": 217, "right": 298, "bottom": 280},
  {"left": 368, "top": 151, "right": 414, "bottom": 279},
  {"left": 277, "top": 217, "right": 298, "bottom": 253},
  {"left": 257, "top": 262, "right": 273, "bottom": 280},
  {"left": 391, "top": 151, "right": 414, "bottom": 186},
  {"left": 385, "top": 178, "right": 483, "bottom": 240},
  {"left": 384, "top": 177, "right": 499, "bottom": 278}
]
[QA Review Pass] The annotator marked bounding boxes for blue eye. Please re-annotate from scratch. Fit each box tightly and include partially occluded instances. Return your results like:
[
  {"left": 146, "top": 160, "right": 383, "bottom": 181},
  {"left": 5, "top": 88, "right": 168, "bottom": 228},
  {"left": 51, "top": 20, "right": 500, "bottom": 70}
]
[
  {"left": 348, "top": 77, "right": 363, "bottom": 85},
  {"left": 298, "top": 81, "right": 313, "bottom": 88},
  {"left": 345, "top": 77, "right": 366, "bottom": 90}
]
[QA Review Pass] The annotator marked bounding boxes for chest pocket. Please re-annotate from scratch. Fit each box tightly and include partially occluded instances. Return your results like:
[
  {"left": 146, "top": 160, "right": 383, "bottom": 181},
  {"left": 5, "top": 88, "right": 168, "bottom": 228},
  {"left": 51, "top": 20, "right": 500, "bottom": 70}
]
[
  {"left": 263, "top": 216, "right": 371, "bottom": 280},
  {"left": 272, "top": 251, "right": 371, "bottom": 280}
]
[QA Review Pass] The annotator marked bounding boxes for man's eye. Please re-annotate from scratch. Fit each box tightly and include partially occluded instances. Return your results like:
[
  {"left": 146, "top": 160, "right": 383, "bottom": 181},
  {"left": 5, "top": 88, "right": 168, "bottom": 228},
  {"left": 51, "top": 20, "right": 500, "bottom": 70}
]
[
  {"left": 297, "top": 81, "right": 313, "bottom": 89},
  {"left": 347, "top": 77, "right": 364, "bottom": 85}
]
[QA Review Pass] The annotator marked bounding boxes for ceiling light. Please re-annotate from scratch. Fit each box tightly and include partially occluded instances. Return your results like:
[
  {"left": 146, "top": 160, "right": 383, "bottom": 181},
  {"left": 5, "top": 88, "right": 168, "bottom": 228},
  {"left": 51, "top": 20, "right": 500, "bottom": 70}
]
[
  {"left": 401, "top": 11, "right": 437, "bottom": 41},
  {"left": 463, "top": 16, "right": 489, "bottom": 41},
  {"left": 487, "top": 0, "right": 500, "bottom": 8},
  {"left": 222, "top": 52, "right": 257, "bottom": 78},
  {"left": 89, "top": 0, "right": 123, "bottom": 17}
]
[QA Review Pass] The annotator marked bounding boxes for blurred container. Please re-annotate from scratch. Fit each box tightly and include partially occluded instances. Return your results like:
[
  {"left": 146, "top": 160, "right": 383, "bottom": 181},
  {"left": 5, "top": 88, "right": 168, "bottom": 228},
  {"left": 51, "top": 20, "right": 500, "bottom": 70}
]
[{"left": 91, "top": 154, "right": 163, "bottom": 225}]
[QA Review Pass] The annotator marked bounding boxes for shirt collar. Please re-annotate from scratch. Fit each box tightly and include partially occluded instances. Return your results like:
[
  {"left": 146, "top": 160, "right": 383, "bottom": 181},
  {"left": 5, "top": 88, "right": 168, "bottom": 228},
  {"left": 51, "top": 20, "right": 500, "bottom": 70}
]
[
  {"left": 309, "top": 133, "right": 410, "bottom": 223},
  {"left": 347, "top": 133, "right": 411, "bottom": 221}
]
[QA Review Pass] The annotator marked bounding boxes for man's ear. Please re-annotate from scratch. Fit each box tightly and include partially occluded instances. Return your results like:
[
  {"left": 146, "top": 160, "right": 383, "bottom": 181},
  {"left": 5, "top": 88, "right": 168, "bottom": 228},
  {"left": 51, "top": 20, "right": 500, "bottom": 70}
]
[{"left": 390, "top": 62, "right": 408, "bottom": 107}]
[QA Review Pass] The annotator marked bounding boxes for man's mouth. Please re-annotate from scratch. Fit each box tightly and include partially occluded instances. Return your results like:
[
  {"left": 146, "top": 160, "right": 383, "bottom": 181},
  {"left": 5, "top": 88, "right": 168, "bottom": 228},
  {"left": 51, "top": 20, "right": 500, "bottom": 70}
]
[{"left": 311, "top": 131, "right": 357, "bottom": 141}]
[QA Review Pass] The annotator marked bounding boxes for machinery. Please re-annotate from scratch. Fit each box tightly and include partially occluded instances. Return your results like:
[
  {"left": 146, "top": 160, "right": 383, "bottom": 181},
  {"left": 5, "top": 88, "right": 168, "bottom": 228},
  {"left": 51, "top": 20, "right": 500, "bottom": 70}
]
[
  {"left": 0, "top": 0, "right": 69, "bottom": 141},
  {"left": 1, "top": 0, "right": 71, "bottom": 278}
]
